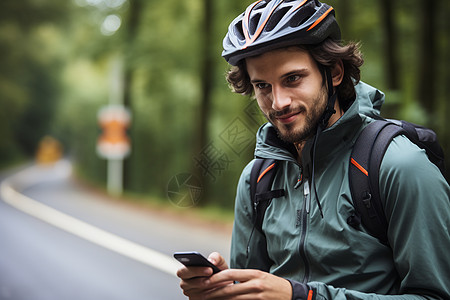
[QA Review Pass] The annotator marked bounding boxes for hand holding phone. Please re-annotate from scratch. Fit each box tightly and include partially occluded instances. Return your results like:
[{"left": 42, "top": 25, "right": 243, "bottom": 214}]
[{"left": 174, "top": 251, "right": 221, "bottom": 274}]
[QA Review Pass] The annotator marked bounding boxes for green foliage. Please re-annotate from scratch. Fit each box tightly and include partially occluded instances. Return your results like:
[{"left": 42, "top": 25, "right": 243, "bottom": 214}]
[
  {"left": 1, "top": 0, "right": 448, "bottom": 208},
  {"left": 0, "top": 0, "right": 70, "bottom": 163}
]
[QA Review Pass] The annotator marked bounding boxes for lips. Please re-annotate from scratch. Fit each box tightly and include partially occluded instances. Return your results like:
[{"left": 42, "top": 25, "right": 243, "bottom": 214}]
[{"left": 275, "top": 111, "right": 302, "bottom": 124}]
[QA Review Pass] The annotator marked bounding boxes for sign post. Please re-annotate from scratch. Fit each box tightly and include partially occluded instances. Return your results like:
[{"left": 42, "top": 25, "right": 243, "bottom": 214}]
[
  {"left": 97, "top": 104, "right": 131, "bottom": 196},
  {"left": 97, "top": 58, "right": 130, "bottom": 196}
]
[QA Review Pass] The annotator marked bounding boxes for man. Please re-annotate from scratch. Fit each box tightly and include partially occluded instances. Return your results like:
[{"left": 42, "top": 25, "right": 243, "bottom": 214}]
[{"left": 177, "top": 0, "right": 450, "bottom": 299}]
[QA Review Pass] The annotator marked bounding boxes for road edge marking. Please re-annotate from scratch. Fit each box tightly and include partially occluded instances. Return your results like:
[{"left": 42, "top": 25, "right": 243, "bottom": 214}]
[{"left": 0, "top": 176, "right": 181, "bottom": 278}]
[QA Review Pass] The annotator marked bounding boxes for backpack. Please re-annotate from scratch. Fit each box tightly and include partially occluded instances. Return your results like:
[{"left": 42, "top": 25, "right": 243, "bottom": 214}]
[{"left": 250, "top": 119, "right": 446, "bottom": 245}]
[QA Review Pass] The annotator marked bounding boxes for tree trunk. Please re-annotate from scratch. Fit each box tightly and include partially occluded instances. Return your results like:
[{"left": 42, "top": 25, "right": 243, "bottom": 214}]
[
  {"left": 440, "top": 0, "right": 450, "bottom": 181},
  {"left": 193, "top": 0, "right": 214, "bottom": 204},
  {"left": 335, "top": 0, "right": 350, "bottom": 40},
  {"left": 198, "top": 0, "right": 213, "bottom": 154},
  {"left": 380, "top": 0, "right": 399, "bottom": 90},
  {"left": 417, "top": 0, "right": 436, "bottom": 115},
  {"left": 123, "top": 0, "right": 142, "bottom": 190}
]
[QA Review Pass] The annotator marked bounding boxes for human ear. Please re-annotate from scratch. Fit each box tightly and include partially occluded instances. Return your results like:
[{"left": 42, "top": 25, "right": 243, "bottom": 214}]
[{"left": 331, "top": 60, "right": 344, "bottom": 87}]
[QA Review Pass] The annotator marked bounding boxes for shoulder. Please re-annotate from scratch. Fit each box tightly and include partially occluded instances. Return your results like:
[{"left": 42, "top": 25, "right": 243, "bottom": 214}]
[
  {"left": 381, "top": 134, "right": 441, "bottom": 178},
  {"left": 380, "top": 134, "right": 449, "bottom": 208},
  {"left": 234, "top": 160, "right": 256, "bottom": 214},
  {"left": 237, "top": 159, "right": 256, "bottom": 188}
]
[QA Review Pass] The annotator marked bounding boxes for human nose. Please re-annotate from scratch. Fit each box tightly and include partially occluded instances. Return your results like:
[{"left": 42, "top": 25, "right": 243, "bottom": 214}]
[{"left": 271, "top": 86, "right": 291, "bottom": 111}]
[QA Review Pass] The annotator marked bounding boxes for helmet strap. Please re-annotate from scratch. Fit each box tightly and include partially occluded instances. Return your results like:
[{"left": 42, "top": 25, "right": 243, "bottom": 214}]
[
  {"left": 318, "top": 66, "right": 337, "bottom": 129},
  {"left": 310, "top": 66, "right": 336, "bottom": 219}
]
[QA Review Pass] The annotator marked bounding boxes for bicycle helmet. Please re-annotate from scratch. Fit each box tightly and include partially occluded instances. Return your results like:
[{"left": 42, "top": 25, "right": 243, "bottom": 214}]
[{"left": 222, "top": 0, "right": 341, "bottom": 66}]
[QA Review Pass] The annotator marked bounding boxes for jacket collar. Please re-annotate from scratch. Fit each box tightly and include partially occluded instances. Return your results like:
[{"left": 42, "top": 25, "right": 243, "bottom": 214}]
[{"left": 254, "top": 81, "right": 385, "bottom": 173}]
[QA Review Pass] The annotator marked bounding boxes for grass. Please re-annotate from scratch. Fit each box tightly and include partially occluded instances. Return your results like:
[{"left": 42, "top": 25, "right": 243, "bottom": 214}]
[{"left": 72, "top": 168, "right": 235, "bottom": 229}]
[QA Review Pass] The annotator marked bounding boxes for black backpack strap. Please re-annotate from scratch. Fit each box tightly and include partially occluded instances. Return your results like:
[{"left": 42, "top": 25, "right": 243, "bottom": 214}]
[
  {"left": 250, "top": 158, "right": 285, "bottom": 234},
  {"left": 349, "top": 120, "right": 406, "bottom": 245}
]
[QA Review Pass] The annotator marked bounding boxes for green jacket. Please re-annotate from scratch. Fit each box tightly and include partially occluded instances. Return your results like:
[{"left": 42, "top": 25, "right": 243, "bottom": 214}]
[{"left": 230, "top": 82, "right": 450, "bottom": 299}]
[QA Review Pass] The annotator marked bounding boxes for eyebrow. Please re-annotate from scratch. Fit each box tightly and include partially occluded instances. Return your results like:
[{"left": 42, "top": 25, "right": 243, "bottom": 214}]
[
  {"left": 250, "top": 79, "right": 266, "bottom": 84},
  {"left": 250, "top": 68, "right": 309, "bottom": 84},
  {"left": 281, "top": 68, "right": 309, "bottom": 79}
]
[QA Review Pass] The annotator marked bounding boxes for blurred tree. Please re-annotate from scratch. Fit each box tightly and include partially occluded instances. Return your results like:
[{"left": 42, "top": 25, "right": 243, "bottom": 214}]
[
  {"left": 123, "top": 0, "right": 142, "bottom": 110},
  {"left": 5, "top": 0, "right": 445, "bottom": 206},
  {"left": 380, "top": 0, "right": 399, "bottom": 90},
  {"left": 0, "top": 0, "right": 70, "bottom": 166},
  {"left": 195, "top": 0, "right": 215, "bottom": 204},
  {"left": 417, "top": 0, "right": 436, "bottom": 115},
  {"left": 334, "top": 0, "right": 350, "bottom": 40},
  {"left": 198, "top": 0, "right": 214, "bottom": 158},
  {"left": 122, "top": 0, "right": 143, "bottom": 191},
  {"left": 0, "top": 0, "right": 69, "bottom": 30},
  {"left": 14, "top": 58, "right": 60, "bottom": 155},
  {"left": 437, "top": 0, "right": 450, "bottom": 181}
]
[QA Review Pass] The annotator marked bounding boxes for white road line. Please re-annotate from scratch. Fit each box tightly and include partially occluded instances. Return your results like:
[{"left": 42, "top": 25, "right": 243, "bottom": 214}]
[{"left": 0, "top": 164, "right": 181, "bottom": 278}]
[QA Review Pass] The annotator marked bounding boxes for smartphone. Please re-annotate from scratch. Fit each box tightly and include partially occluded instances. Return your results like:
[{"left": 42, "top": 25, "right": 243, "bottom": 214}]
[{"left": 173, "top": 251, "right": 221, "bottom": 274}]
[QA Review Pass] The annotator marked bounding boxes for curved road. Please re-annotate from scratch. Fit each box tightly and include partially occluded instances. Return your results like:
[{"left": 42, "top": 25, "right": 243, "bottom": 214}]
[{"left": 0, "top": 161, "right": 232, "bottom": 300}]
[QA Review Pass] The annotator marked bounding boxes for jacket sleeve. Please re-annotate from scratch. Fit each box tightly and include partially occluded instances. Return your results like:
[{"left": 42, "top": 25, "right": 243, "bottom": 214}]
[
  {"left": 296, "top": 136, "right": 450, "bottom": 300},
  {"left": 230, "top": 160, "right": 273, "bottom": 272}
]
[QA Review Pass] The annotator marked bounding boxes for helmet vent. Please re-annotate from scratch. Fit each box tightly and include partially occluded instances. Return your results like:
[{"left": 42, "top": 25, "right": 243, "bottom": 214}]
[
  {"left": 222, "top": 0, "right": 341, "bottom": 65},
  {"left": 234, "top": 20, "right": 245, "bottom": 40},
  {"left": 266, "top": 7, "right": 290, "bottom": 31},
  {"left": 290, "top": 6, "right": 315, "bottom": 27},
  {"left": 249, "top": 13, "right": 262, "bottom": 34}
]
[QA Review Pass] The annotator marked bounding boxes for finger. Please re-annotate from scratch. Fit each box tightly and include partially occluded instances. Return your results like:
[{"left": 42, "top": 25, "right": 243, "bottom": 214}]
[
  {"left": 204, "top": 280, "right": 261, "bottom": 300},
  {"left": 208, "top": 252, "right": 229, "bottom": 270},
  {"left": 210, "top": 271, "right": 292, "bottom": 300},
  {"left": 176, "top": 265, "right": 214, "bottom": 280},
  {"left": 180, "top": 276, "right": 209, "bottom": 293},
  {"left": 180, "top": 276, "right": 232, "bottom": 299},
  {"left": 209, "top": 269, "right": 260, "bottom": 285}
]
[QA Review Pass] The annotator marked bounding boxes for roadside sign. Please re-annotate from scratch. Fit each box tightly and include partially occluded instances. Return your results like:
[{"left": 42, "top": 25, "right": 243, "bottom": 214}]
[
  {"left": 97, "top": 104, "right": 131, "bottom": 160},
  {"left": 36, "top": 136, "right": 63, "bottom": 164}
]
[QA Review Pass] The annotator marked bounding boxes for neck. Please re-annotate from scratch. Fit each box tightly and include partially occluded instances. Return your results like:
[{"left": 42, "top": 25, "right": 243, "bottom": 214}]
[{"left": 293, "top": 102, "right": 344, "bottom": 164}]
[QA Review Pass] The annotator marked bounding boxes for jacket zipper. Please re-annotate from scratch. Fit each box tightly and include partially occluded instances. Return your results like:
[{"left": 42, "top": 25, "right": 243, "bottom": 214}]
[{"left": 299, "top": 180, "right": 311, "bottom": 283}]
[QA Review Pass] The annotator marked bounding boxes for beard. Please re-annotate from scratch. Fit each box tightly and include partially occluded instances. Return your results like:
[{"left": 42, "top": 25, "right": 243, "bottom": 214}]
[{"left": 265, "top": 86, "right": 328, "bottom": 144}]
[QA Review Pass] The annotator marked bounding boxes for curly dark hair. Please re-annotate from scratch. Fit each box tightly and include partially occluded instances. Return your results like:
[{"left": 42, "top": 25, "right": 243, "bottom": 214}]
[{"left": 225, "top": 39, "right": 364, "bottom": 111}]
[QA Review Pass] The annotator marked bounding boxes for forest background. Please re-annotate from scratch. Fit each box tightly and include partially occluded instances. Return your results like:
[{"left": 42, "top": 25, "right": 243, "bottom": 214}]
[{"left": 1, "top": 0, "right": 449, "bottom": 212}]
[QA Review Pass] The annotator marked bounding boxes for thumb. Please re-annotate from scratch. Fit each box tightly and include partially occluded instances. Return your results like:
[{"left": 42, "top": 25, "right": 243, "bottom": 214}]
[{"left": 208, "top": 252, "right": 229, "bottom": 270}]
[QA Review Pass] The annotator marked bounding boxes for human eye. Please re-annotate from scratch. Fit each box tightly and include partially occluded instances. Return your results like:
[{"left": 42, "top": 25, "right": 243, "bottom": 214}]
[
  {"left": 285, "top": 74, "right": 301, "bottom": 84},
  {"left": 254, "top": 82, "right": 271, "bottom": 90}
]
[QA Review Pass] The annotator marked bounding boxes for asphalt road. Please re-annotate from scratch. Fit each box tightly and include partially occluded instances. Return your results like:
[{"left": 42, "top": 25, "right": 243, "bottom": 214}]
[{"left": 0, "top": 161, "right": 232, "bottom": 300}]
